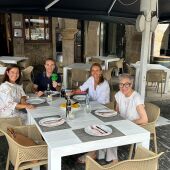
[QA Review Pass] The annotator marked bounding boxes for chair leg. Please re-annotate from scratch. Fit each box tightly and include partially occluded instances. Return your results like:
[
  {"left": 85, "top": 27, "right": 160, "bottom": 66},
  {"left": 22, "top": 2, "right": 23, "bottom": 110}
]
[
  {"left": 153, "top": 133, "right": 158, "bottom": 153},
  {"left": 5, "top": 152, "right": 9, "bottom": 170},
  {"left": 128, "top": 144, "right": 134, "bottom": 159}
]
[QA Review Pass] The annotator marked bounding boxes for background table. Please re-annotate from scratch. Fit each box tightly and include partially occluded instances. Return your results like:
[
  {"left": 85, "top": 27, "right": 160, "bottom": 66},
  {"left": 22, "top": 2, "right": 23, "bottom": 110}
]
[
  {"left": 86, "top": 56, "right": 120, "bottom": 70},
  {"left": 27, "top": 99, "right": 150, "bottom": 170},
  {"left": 131, "top": 63, "right": 170, "bottom": 93},
  {"left": 0, "top": 56, "right": 28, "bottom": 64}
]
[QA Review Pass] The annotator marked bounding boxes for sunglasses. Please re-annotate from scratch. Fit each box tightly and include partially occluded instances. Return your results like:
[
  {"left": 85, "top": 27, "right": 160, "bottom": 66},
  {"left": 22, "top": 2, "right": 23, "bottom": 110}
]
[{"left": 119, "top": 83, "right": 131, "bottom": 88}]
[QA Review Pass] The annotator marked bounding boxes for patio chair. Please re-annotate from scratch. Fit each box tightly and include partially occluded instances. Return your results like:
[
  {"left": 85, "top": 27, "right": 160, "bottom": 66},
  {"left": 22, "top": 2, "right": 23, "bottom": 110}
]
[
  {"left": 18, "top": 60, "right": 30, "bottom": 70},
  {"left": 109, "top": 58, "right": 124, "bottom": 76},
  {"left": 0, "top": 125, "right": 47, "bottom": 170},
  {"left": 86, "top": 146, "right": 163, "bottom": 170},
  {"left": 128, "top": 103, "right": 160, "bottom": 159},
  {"left": 146, "top": 70, "right": 167, "bottom": 97},
  {"left": 0, "top": 117, "right": 22, "bottom": 136},
  {"left": 21, "top": 66, "right": 34, "bottom": 93},
  {"left": 70, "top": 68, "right": 89, "bottom": 89}
]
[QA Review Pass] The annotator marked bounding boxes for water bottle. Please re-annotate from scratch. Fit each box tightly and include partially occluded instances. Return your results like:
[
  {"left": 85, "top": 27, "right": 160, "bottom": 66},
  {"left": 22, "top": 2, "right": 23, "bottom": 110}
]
[
  {"left": 86, "top": 93, "right": 89, "bottom": 105},
  {"left": 85, "top": 93, "right": 91, "bottom": 113},
  {"left": 46, "top": 83, "right": 50, "bottom": 96},
  {"left": 66, "top": 96, "right": 72, "bottom": 118}
]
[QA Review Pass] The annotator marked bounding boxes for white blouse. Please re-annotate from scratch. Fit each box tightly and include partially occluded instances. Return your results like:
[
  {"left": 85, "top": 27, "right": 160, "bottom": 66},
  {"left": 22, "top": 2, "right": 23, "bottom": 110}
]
[
  {"left": 115, "top": 91, "right": 144, "bottom": 121},
  {"left": 0, "top": 81, "right": 26, "bottom": 117},
  {"left": 80, "top": 76, "right": 110, "bottom": 104}
]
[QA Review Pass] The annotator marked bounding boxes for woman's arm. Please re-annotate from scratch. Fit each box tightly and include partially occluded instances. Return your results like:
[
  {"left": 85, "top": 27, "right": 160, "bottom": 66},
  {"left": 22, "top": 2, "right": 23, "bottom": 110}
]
[
  {"left": 15, "top": 103, "right": 34, "bottom": 110},
  {"left": 133, "top": 104, "right": 148, "bottom": 125}
]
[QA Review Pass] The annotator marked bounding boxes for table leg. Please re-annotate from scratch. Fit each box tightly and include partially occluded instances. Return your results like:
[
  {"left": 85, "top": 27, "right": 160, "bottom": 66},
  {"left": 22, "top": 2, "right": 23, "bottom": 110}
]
[
  {"left": 164, "top": 71, "right": 170, "bottom": 93},
  {"left": 48, "top": 148, "right": 62, "bottom": 170}
]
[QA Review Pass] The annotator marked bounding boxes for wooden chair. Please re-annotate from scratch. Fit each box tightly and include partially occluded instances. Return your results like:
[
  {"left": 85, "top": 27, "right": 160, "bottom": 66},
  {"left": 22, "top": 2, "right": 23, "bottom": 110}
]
[
  {"left": 146, "top": 70, "right": 167, "bottom": 97},
  {"left": 128, "top": 103, "right": 160, "bottom": 159},
  {"left": 0, "top": 125, "right": 47, "bottom": 170},
  {"left": 86, "top": 146, "right": 163, "bottom": 170},
  {"left": 0, "top": 117, "right": 22, "bottom": 136},
  {"left": 70, "top": 68, "right": 89, "bottom": 89}
]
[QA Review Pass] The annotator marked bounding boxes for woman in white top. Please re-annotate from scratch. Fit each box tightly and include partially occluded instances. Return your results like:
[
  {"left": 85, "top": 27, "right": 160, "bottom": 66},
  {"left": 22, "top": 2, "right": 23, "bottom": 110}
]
[
  {"left": 79, "top": 63, "right": 110, "bottom": 104},
  {"left": 115, "top": 73, "right": 148, "bottom": 124},
  {"left": 0, "top": 65, "right": 34, "bottom": 123},
  {"left": 77, "top": 63, "right": 110, "bottom": 163},
  {"left": 106, "top": 73, "right": 148, "bottom": 164}
]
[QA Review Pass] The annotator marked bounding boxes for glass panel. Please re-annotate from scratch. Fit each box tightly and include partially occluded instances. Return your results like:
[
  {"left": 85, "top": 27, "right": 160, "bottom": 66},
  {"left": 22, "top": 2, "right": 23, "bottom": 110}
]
[{"left": 24, "top": 16, "right": 50, "bottom": 41}]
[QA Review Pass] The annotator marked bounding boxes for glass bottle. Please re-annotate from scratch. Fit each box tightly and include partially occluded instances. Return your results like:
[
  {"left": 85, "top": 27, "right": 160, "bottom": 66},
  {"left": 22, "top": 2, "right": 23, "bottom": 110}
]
[{"left": 61, "top": 84, "right": 65, "bottom": 98}]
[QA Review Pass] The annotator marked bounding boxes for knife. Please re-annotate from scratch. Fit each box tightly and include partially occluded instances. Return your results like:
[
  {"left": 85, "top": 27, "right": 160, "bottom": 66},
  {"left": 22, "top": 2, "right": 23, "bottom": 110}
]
[{"left": 96, "top": 126, "right": 108, "bottom": 134}]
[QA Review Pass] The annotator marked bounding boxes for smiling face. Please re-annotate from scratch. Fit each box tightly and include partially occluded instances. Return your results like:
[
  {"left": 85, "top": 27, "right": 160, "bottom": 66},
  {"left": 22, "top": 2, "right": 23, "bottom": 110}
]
[
  {"left": 119, "top": 77, "right": 133, "bottom": 97},
  {"left": 91, "top": 65, "right": 102, "bottom": 81},
  {"left": 7, "top": 67, "right": 20, "bottom": 84},
  {"left": 44, "top": 59, "right": 55, "bottom": 75}
]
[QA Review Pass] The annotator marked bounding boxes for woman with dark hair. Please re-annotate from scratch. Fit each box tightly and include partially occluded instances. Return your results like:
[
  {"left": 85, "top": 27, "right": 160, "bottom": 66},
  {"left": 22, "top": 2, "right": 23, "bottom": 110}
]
[
  {"left": 0, "top": 65, "right": 34, "bottom": 122},
  {"left": 79, "top": 62, "right": 110, "bottom": 104}
]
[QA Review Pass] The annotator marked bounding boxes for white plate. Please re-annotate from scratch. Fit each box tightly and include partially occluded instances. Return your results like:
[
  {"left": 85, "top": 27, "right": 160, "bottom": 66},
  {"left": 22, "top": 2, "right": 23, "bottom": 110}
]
[
  {"left": 73, "top": 95, "right": 86, "bottom": 101},
  {"left": 39, "top": 117, "right": 65, "bottom": 127},
  {"left": 84, "top": 125, "right": 112, "bottom": 136},
  {"left": 44, "top": 91, "right": 60, "bottom": 96},
  {"left": 26, "top": 97, "right": 46, "bottom": 105},
  {"left": 95, "top": 109, "right": 117, "bottom": 117}
]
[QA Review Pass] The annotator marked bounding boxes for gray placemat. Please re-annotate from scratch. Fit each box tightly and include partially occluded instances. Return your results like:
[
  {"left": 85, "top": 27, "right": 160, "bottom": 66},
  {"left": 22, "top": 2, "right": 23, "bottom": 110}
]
[
  {"left": 73, "top": 125, "right": 125, "bottom": 142},
  {"left": 35, "top": 115, "right": 71, "bottom": 132},
  {"left": 91, "top": 110, "right": 124, "bottom": 122},
  {"left": 36, "top": 102, "right": 50, "bottom": 107}
]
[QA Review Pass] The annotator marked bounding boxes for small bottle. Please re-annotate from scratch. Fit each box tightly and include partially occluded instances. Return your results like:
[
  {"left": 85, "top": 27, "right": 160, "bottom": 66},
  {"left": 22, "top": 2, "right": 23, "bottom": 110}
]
[
  {"left": 66, "top": 96, "right": 71, "bottom": 118},
  {"left": 46, "top": 83, "right": 50, "bottom": 95},
  {"left": 61, "top": 84, "right": 65, "bottom": 98}
]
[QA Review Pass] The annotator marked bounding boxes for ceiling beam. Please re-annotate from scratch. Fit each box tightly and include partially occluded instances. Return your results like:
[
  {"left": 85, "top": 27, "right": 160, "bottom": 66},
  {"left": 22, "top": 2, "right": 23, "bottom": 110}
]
[{"left": 45, "top": 0, "right": 60, "bottom": 11}]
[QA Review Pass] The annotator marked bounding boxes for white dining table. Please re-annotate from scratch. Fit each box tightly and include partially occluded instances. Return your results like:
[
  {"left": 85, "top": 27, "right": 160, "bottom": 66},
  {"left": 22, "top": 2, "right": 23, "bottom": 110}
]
[
  {"left": 0, "top": 56, "right": 28, "bottom": 64},
  {"left": 27, "top": 98, "right": 150, "bottom": 170},
  {"left": 86, "top": 56, "right": 120, "bottom": 70},
  {"left": 131, "top": 63, "right": 170, "bottom": 93},
  {"left": 63, "top": 63, "right": 92, "bottom": 88}
]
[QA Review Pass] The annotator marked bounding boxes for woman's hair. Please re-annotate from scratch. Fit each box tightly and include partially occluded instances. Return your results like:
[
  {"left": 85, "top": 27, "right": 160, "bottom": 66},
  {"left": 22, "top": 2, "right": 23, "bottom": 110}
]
[
  {"left": 3, "top": 65, "right": 21, "bottom": 84},
  {"left": 119, "top": 73, "right": 134, "bottom": 85},
  {"left": 90, "top": 63, "right": 104, "bottom": 84}
]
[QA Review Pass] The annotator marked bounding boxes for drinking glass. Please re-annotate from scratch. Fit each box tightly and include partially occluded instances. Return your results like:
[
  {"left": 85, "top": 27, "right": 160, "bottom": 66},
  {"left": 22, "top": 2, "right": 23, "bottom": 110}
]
[{"left": 84, "top": 104, "right": 91, "bottom": 114}]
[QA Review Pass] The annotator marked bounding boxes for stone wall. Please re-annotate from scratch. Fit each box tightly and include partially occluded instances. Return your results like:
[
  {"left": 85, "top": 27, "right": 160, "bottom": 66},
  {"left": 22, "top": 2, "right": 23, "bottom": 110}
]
[{"left": 125, "top": 25, "right": 142, "bottom": 63}]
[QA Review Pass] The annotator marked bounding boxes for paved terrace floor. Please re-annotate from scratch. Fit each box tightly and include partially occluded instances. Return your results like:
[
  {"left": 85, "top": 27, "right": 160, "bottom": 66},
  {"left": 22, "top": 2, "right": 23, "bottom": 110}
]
[{"left": 0, "top": 81, "right": 170, "bottom": 170}]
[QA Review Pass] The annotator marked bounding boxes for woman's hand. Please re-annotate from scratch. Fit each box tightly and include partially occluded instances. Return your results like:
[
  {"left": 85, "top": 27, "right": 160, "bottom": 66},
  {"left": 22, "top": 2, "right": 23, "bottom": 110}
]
[
  {"left": 25, "top": 103, "right": 35, "bottom": 109},
  {"left": 52, "top": 81, "right": 58, "bottom": 88}
]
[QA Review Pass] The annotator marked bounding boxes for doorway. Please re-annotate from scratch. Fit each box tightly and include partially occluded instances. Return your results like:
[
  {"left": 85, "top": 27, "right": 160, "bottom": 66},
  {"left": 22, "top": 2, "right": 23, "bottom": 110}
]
[{"left": 0, "top": 13, "right": 13, "bottom": 56}]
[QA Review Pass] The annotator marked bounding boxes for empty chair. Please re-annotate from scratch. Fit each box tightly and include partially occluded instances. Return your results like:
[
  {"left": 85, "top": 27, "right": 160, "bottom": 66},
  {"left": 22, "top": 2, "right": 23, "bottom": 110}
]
[
  {"left": 18, "top": 60, "right": 30, "bottom": 69},
  {"left": 146, "top": 70, "right": 167, "bottom": 97},
  {"left": 129, "top": 103, "right": 160, "bottom": 159},
  {"left": 109, "top": 58, "right": 124, "bottom": 76},
  {"left": 0, "top": 125, "right": 47, "bottom": 170},
  {"left": 21, "top": 66, "right": 34, "bottom": 93},
  {"left": 70, "top": 68, "right": 89, "bottom": 89},
  {"left": 86, "top": 146, "right": 163, "bottom": 170},
  {"left": 0, "top": 61, "right": 6, "bottom": 67}
]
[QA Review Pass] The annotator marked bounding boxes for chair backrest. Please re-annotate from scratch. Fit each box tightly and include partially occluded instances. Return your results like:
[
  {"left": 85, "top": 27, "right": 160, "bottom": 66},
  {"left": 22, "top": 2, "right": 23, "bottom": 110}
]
[
  {"left": 86, "top": 146, "right": 163, "bottom": 170},
  {"left": 146, "top": 70, "right": 166, "bottom": 82},
  {"left": 0, "top": 117, "right": 22, "bottom": 136},
  {"left": 0, "top": 61, "right": 6, "bottom": 67},
  {"left": 103, "top": 68, "right": 113, "bottom": 81},
  {"left": 90, "top": 57, "right": 103, "bottom": 65},
  {"left": 18, "top": 60, "right": 30, "bottom": 69},
  {"left": 115, "top": 58, "right": 124, "bottom": 69},
  {"left": 145, "top": 102, "right": 160, "bottom": 123},
  {"left": 71, "top": 68, "right": 89, "bottom": 88},
  {"left": 21, "top": 66, "right": 33, "bottom": 82},
  {"left": 0, "top": 125, "right": 47, "bottom": 169}
]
